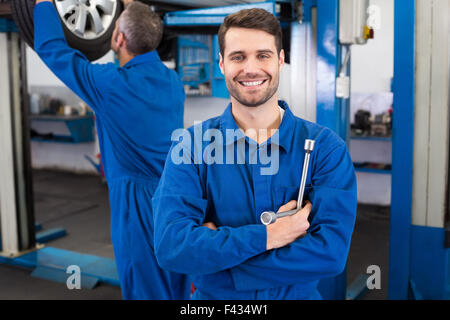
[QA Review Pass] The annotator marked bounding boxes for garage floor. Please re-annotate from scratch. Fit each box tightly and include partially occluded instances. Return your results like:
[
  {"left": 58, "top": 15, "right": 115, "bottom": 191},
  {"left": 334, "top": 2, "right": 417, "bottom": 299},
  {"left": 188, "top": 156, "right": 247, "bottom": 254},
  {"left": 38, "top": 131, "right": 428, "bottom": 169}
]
[
  {"left": 0, "top": 170, "right": 121, "bottom": 300},
  {"left": 0, "top": 169, "right": 390, "bottom": 300}
]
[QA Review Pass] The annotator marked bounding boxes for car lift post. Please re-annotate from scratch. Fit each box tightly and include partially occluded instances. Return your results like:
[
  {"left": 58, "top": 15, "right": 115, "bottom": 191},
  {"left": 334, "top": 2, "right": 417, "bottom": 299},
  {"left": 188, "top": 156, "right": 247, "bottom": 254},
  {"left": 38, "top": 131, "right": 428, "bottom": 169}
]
[{"left": 0, "top": 29, "right": 36, "bottom": 257}]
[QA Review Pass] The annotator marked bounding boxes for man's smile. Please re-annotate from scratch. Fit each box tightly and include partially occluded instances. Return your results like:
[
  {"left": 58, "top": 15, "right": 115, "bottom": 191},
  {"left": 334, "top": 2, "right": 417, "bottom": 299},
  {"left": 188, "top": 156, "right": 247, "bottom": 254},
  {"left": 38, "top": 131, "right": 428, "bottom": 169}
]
[{"left": 237, "top": 79, "right": 268, "bottom": 89}]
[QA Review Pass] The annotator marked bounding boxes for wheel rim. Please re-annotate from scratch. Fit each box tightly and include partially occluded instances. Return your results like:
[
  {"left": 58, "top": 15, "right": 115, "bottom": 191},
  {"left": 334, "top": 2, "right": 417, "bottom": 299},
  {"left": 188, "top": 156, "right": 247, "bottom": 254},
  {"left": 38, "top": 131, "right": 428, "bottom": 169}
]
[{"left": 54, "top": 0, "right": 118, "bottom": 40}]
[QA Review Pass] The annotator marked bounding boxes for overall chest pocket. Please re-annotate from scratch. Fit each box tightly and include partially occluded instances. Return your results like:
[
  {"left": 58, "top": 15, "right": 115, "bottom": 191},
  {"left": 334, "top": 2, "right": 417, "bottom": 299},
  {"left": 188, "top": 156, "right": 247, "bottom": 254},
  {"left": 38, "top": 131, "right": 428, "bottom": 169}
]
[{"left": 274, "top": 185, "right": 313, "bottom": 211}]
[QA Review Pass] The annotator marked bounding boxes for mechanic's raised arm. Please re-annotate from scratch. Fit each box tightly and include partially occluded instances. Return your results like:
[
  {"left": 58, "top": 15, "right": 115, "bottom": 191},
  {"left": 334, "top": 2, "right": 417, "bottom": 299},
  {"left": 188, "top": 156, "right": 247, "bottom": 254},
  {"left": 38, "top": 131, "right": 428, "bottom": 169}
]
[{"left": 33, "top": 1, "right": 116, "bottom": 113}]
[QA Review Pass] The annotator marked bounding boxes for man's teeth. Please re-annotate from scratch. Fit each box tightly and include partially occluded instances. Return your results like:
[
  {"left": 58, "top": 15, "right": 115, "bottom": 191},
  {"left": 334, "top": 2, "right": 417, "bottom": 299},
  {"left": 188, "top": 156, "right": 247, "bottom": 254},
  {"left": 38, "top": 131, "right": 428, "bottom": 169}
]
[{"left": 242, "top": 80, "right": 264, "bottom": 86}]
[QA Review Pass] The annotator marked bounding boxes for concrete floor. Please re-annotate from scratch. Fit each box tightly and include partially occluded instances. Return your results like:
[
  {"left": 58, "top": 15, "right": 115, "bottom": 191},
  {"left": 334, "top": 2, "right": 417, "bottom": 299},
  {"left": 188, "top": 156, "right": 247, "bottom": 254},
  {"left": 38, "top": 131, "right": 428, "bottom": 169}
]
[
  {"left": 0, "top": 169, "right": 389, "bottom": 300},
  {"left": 346, "top": 204, "right": 390, "bottom": 299},
  {"left": 0, "top": 170, "right": 122, "bottom": 300}
]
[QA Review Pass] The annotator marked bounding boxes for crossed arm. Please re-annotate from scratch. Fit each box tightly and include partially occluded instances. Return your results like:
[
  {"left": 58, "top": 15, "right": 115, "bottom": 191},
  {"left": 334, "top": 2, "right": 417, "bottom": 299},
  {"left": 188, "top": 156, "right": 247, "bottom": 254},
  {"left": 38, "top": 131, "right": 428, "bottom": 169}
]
[{"left": 152, "top": 136, "right": 357, "bottom": 291}]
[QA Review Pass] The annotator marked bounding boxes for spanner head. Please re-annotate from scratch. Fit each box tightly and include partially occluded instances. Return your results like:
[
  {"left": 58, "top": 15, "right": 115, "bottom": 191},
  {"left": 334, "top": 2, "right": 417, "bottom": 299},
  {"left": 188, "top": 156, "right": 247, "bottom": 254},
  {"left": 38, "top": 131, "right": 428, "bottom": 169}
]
[
  {"left": 260, "top": 211, "right": 277, "bottom": 225},
  {"left": 304, "top": 139, "right": 315, "bottom": 152}
]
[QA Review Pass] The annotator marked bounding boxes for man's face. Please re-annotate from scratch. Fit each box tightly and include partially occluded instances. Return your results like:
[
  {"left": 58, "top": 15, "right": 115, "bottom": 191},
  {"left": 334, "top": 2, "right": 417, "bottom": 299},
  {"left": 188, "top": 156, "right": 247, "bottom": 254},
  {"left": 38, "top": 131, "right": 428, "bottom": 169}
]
[{"left": 219, "top": 27, "right": 284, "bottom": 108}]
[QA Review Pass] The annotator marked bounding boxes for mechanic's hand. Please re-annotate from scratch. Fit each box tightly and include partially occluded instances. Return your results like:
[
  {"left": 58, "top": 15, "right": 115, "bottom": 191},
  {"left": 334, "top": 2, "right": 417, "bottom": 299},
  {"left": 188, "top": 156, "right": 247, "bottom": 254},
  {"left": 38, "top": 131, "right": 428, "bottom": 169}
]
[
  {"left": 36, "top": 0, "right": 53, "bottom": 4},
  {"left": 203, "top": 222, "right": 217, "bottom": 230},
  {"left": 266, "top": 200, "right": 312, "bottom": 250}
]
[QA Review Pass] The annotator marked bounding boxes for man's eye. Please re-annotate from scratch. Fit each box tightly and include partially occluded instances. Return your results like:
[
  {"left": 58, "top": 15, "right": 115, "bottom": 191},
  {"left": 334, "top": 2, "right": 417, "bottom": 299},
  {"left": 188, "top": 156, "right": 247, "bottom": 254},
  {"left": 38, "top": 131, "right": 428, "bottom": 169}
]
[
  {"left": 231, "top": 56, "right": 244, "bottom": 61},
  {"left": 259, "top": 54, "right": 270, "bottom": 59}
]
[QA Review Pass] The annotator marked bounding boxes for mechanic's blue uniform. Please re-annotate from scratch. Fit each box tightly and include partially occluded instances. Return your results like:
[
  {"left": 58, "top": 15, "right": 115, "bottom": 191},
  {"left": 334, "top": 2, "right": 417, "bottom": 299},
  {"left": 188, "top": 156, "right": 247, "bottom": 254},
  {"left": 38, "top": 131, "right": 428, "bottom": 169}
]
[
  {"left": 34, "top": 2, "right": 190, "bottom": 300},
  {"left": 152, "top": 101, "right": 357, "bottom": 299}
]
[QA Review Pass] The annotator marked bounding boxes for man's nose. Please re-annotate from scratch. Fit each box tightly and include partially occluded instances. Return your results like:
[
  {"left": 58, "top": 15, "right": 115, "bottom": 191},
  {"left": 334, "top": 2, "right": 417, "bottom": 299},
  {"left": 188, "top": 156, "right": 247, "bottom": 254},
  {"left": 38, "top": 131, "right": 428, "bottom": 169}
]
[{"left": 242, "top": 57, "right": 261, "bottom": 76}]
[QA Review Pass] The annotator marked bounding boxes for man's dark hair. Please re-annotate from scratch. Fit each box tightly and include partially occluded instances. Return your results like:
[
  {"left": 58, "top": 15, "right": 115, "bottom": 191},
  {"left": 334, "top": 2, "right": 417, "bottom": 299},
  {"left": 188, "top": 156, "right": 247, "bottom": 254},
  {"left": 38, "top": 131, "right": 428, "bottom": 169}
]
[
  {"left": 218, "top": 8, "right": 283, "bottom": 56},
  {"left": 119, "top": 2, "right": 163, "bottom": 55}
]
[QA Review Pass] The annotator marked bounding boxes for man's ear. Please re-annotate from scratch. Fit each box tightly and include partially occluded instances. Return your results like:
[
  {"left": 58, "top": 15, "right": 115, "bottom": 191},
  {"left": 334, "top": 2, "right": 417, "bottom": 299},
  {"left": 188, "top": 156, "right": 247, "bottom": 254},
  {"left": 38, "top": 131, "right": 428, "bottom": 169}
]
[
  {"left": 219, "top": 53, "right": 225, "bottom": 75},
  {"left": 117, "top": 32, "right": 126, "bottom": 49},
  {"left": 279, "top": 49, "right": 285, "bottom": 68}
]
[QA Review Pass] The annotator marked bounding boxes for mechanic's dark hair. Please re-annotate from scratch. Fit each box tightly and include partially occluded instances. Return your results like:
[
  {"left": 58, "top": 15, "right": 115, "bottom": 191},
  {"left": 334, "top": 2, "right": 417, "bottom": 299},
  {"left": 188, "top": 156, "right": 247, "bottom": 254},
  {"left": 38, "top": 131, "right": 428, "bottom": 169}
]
[
  {"left": 218, "top": 8, "right": 282, "bottom": 56},
  {"left": 119, "top": 1, "right": 163, "bottom": 55}
]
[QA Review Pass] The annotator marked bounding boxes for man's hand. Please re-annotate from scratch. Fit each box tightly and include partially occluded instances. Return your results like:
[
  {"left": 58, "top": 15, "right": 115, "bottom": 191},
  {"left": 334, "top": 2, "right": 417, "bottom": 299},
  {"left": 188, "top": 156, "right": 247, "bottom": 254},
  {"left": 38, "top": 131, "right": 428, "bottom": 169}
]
[
  {"left": 266, "top": 200, "right": 312, "bottom": 250},
  {"left": 203, "top": 222, "right": 217, "bottom": 230},
  {"left": 122, "top": 0, "right": 133, "bottom": 6},
  {"left": 36, "top": 0, "right": 53, "bottom": 4}
]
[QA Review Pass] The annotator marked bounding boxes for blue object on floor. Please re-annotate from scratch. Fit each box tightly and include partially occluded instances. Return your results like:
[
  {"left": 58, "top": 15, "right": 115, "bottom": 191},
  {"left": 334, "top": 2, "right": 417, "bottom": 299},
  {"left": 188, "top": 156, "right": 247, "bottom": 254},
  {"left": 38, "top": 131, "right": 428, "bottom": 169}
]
[
  {"left": 84, "top": 155, "right": 102, "bottom": 175},
  {"left": 0, "top": 247, "right": 119, "bottom": 287},
  {"left": 36, "top": 228, "right": 67, "bottom": 243},
  {"left": 346, "top": 274, "right": 369, "bottom": 300},
  {"left": 31, "top": 266, "right": 99, "bottom": 289},
  {"left": 408, "top": 279, "right": 423, "bottom": 300}
]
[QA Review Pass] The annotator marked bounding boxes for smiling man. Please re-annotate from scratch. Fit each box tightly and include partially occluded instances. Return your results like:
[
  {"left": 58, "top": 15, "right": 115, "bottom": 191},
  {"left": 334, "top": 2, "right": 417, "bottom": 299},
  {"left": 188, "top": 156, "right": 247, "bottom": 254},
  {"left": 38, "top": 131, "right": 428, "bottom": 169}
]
[{"left": 152, "top": 8, "right": 357, "bottom": 299}]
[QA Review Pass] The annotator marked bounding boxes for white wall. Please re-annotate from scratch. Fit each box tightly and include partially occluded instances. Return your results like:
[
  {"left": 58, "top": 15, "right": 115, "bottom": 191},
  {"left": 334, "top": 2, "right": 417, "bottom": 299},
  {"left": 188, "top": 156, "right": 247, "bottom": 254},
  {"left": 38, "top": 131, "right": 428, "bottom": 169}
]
[
  {"left": 349, "top": 0, "right": 394, "bottom": 205},
  {"left": 26, "top": 46, "right": 115, "bottom": 88},
  {"left": 350, "top": 0, "right": 394, "bottom": 93}
]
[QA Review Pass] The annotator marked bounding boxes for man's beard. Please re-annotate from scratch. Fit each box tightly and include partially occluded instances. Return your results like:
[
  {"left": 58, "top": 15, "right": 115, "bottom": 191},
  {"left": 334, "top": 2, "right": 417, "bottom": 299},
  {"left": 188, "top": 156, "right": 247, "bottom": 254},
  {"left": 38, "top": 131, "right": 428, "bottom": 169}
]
[{"left": 226, "top": 76, "right": 279, "bottom": 108}]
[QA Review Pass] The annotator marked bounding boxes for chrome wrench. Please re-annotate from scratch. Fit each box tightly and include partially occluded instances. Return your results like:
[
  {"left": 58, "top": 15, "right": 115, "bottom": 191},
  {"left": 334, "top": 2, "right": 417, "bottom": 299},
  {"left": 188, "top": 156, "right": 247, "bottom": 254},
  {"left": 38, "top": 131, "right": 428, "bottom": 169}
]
[{"left": 260, "top": 139, "right": 315, "bottom": 225}]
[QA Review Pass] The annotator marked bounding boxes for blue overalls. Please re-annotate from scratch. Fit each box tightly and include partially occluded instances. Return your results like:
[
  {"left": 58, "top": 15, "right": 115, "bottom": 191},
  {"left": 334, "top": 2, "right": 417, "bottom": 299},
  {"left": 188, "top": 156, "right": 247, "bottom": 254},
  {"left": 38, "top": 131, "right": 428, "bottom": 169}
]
[
  {"left": 152, "top": 101, "right": 357, "bottom": 299},
  {"left": 34, "top": 2, "right": 191, "bottom": 299}
]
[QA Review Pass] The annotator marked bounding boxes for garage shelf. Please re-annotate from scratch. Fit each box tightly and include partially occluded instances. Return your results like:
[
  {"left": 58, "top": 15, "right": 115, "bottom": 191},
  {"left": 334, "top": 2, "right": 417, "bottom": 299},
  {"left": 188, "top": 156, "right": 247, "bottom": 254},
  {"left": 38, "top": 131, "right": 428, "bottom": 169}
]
[
  {"left": 351, "top": 135, "right": 392, "bottom": 142},
  {"left": 30, "top": 114, "right": 94, "bottom": 143},
  {"left": 353, "top": 162, "right": 392, "bottom": 175},
  {"left": 354, "top": 167, "right": 392, "bottom": 175}
]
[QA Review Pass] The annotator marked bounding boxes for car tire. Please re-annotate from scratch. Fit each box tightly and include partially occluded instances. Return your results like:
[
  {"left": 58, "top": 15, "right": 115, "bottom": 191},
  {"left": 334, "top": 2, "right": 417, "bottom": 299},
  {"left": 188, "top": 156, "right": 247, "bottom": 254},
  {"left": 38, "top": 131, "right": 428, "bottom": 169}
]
[{"left": 12, "top": 0, "right": 123, "bottom": 61}]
